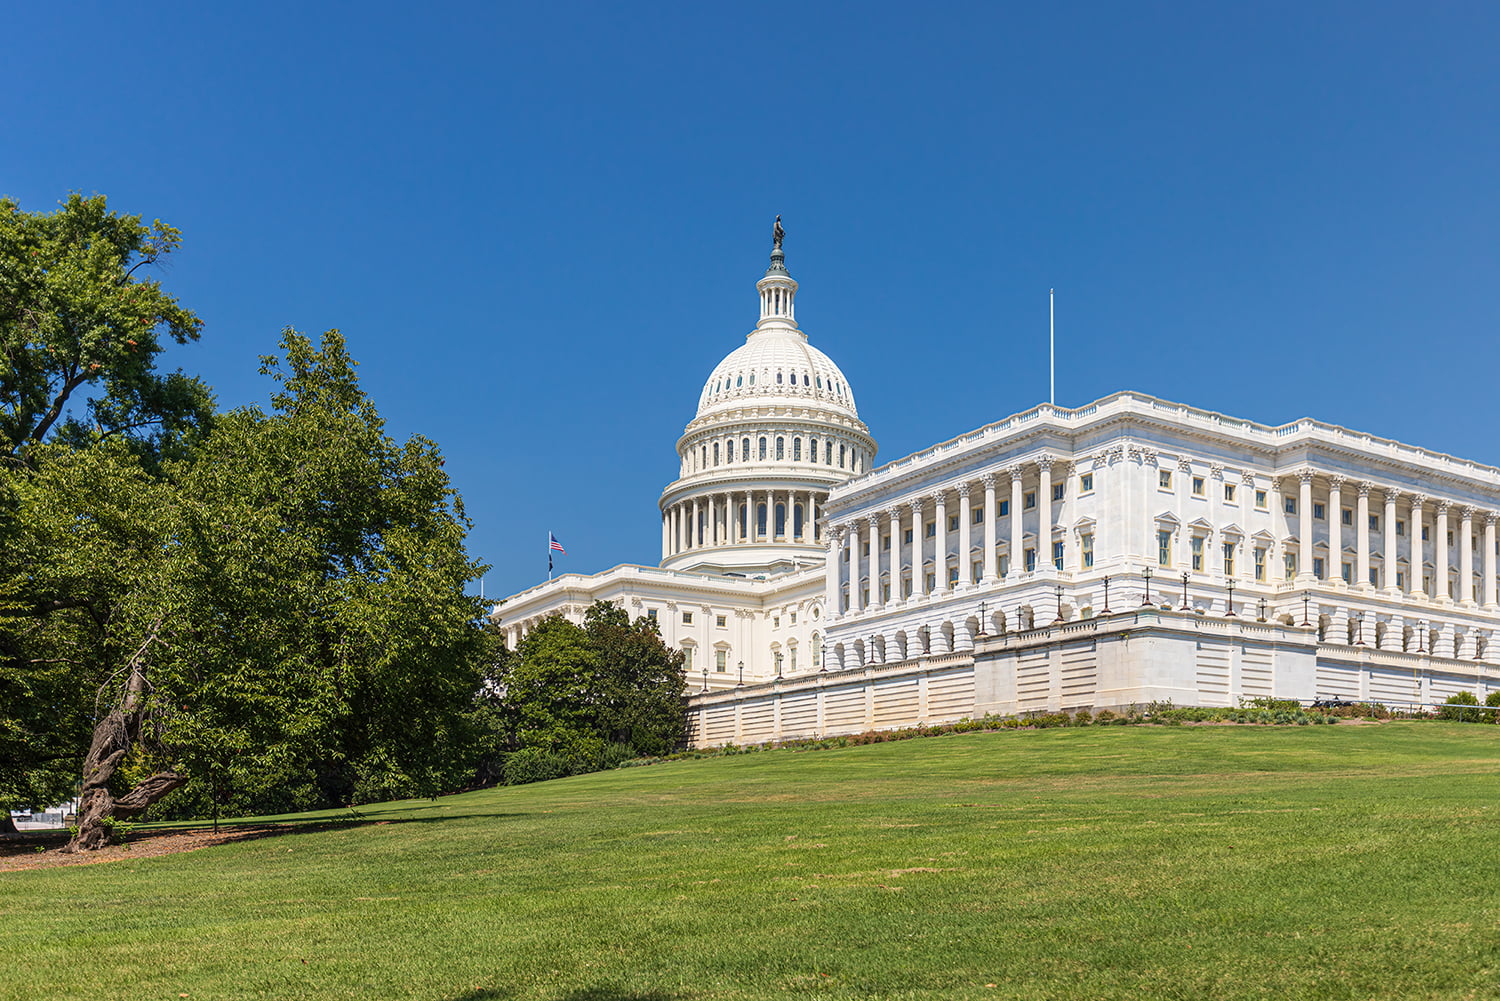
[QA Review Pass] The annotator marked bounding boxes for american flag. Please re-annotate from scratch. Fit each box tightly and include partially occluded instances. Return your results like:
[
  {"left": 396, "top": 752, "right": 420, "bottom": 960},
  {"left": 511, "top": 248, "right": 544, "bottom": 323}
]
[{"left": 549, "top": 533, "right": 567, "bottom": 554}]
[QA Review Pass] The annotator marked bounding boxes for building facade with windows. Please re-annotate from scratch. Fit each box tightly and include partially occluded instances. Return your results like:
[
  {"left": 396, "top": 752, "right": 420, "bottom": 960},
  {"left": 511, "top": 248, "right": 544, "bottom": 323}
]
[{"left": 496, "top": 232, "right": 1500, "bottom": 745}]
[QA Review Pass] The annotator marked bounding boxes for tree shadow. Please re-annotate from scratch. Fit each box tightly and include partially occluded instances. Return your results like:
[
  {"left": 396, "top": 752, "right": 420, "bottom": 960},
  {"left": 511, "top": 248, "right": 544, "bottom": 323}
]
[{"left": 447, "top": 988, "right": 679, "bottom": 1001}]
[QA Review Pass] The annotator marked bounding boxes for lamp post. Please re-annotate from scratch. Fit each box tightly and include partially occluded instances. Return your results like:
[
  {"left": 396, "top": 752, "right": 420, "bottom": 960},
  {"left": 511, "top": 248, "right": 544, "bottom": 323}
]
[
  {"left": 701, "top": 665, "right": 709, "bottom": 693},
  {"left": 1225, "top": 579, "right": 1236, "bottom": 617},
  {"left": 1054, "top": 584, "right": 1065, "bottom": 624},
  {"left": 736, "top": 659, "right": 744, "bottom": 687},
  {"left": 774, "top": 650, "right": 783, "bottom": 677},
  {"left": 1141, "top": 565, "right": 1154, "bottom": 606},
  {"left": 1101, "top": 575, "right": 1112, "bottom": 614},
  {"left": 1180, "top": 572, "right": 1191, "bottom": 611},
  {"left": 1257, "top": 597, "right": 1267, "bottom": 622},
  {"left": 1302, "top": 592, "right": 1311, "bottom": 627},
  {"left": 1418, "top": 620, "right": 1427, "bottom": 653},
  {"left": 1354, "top": 611, "right": 1365, "bottom": 646},
  {"left": 977, "top": 600, "right": 987, "bottom": 638}
]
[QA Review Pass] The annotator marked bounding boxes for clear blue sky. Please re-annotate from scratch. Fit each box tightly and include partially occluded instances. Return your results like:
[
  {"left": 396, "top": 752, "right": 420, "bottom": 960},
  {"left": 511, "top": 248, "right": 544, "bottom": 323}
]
[{"left": 8, "top": 2, "right": 1498, "bottom": 597}]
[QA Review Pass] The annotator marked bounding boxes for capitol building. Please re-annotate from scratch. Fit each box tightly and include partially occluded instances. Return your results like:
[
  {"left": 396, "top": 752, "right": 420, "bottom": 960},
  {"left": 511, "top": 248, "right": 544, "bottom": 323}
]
[{"left": 493, "top": 228, "right": 1499, "bottom": 746}]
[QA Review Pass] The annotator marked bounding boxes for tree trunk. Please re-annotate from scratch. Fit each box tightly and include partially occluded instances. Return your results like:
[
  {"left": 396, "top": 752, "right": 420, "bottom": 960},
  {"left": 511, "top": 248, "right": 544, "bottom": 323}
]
[
  {"left": 0, "top": 814, "right": 17, "bottom": 834},
  {"left": 62, "top": 630, "right": 186, "bottom": 852}
]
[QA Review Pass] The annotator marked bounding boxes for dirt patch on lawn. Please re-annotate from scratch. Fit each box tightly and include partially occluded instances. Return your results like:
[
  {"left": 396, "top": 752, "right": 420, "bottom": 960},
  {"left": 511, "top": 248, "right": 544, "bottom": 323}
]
[{"left": 0, "top": 825, "right": 289, "bottom": 871}]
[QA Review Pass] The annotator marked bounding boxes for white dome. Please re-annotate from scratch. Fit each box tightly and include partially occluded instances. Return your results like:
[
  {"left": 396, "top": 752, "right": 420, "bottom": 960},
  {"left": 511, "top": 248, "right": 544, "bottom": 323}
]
[{"left": 695, "top": 329, "right": 859, "bottom": 422}]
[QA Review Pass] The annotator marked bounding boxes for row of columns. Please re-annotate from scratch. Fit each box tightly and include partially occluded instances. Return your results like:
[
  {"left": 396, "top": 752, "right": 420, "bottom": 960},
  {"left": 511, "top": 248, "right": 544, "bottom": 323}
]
[
  {"left": 663, "top": 489, "right": 824, "bottom": 556},
  {"left": 1293, "top": 472, "right": 1498, "bottom": 606}
]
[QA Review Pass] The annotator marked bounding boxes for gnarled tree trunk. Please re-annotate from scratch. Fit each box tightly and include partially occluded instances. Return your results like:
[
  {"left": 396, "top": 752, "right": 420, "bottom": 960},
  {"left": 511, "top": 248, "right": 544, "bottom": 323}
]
[{"left": 62, "top": 632, "right": 186, "bottom": 852}]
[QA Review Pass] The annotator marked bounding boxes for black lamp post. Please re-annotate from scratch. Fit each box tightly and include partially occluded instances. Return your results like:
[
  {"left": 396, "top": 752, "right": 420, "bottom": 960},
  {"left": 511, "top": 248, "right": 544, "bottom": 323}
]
[
  {"left": 1054, "top": 584, "right": 1065, "bottom": 624},
  {"left": 701, "top": 665, "right": 708, "bottom": 692},
  {"left": 1418, "top": 621, "right": 1426, "bottom": 653},
  {"left": 736, "top": 659, "right": 744, "bottom": 687},
  {"left": 1302, "top": 592, "right": 1311, "bottom": 627},
  {"left": 977, "top": 600, "right": 987, "bottom": 637},
  {"left": 1354, "top": 611, "right": 1365, "bottom": 646},
  {"left": 1225, "top": 579, "right": 1236, "bottom": 616},
  {"left": 1101, "top": 575, "right": 1112, "bottom": 614},
  {"left": 1180, "top": 572, "right": 1191, "bottom": 611},
  {"left": 1257, "top": 597, "right": 1267, "bottom": 622},
  {"left": 1141, "top": 565, "right": 1154, "bottom": 606}
]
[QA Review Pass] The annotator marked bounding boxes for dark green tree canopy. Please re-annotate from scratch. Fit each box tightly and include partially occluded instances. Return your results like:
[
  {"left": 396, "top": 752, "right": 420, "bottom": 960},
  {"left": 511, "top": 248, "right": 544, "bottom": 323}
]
[{"left": 0, "top": 193, "right": 212, "bottom": 464}]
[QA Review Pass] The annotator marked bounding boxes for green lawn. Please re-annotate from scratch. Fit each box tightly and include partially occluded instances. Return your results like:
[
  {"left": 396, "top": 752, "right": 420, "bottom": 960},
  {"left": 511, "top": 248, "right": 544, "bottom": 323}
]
[{"left": 5, "top": 723, "right": 1498, "bottom": 1001}]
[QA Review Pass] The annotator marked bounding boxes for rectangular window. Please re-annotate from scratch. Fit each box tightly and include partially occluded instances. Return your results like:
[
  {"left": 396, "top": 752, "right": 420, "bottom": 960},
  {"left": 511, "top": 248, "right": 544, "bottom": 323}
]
[
  {"left": 1024, "top": 491, "right": 1036, "bottom": 510},
  {"left": 971, "top": 560, "right": 982, "bottom": 583},
  {"left": 789, "top": 647, "right": 798, "bottom": 671},
  {"left": 973, "top": 507, "right": 984, "bottom": 524},
  {"left": 904, "top": 528, "right": 913, "bottom": 543},
  {"left": 1157, "top": 529, "right": 1172, "bottom": 567},
  {"left": 1080, "top": 473, "right": 1094, "bottom": 493},
  {"left": 948, "top": 515, "right": 959, "bottom": 532},
  {"left": 1159, "top": 470, "right": 1173, "bottom": 490},
  {"left": 1369, "top": 568, "right": 1379, "bottom": 587},
  {"left": 773, "top": 616, "right": 780, "bottom": 628},
  {"left": 715, "top": 649, "right": 726, "bottom": 672},
  {"left": 682, "top": 612, "right": 693, "bottom": 625},
  {"left": 1222, "top": 543, "right": 1235, "bottom": 576},
  {"left": 882, "top": 582, "right": 891, "bottom": 601},
  {"left": 1053, "top": 541, "right": 1064, "bottom": 570},
  {"left": 926, "top": 522, "right": 936, "bottom": 537},
  {"left": 683, "top": 647, "right": 693, "bottom": 670},
  {"left": 883, "top": 535, "right": 891, "bottom": 551},
  {"left": 1285, "top": 552, "right": 1298, "bottom": 580},
  {"left": 1313, "top": 557, "right": 1325, "bottom": 578},
  {"left": 1369, "top": 514, "right": 1379, "bottom": 531},
  {"left": 948, "top": 566, "right": 960, "bottom": 585},
  {"left": 1052, "top": 483, "right": 1065, "bottom": 501},
  {"left": 1341, "top": 561, "right": 1352, "bottom": 584},
  {"left": 999, "top": 500, "right": 1010, "bottom": 517},
  {"left": 1255, "top": 489, "right": 1268, "bottom": 509},
  {"left": 716, "top": 615, "right": 726, "bottom": 627},
  {"left": 1421, "top": 525, "right": 1429, "bottom": 541},
  {"left": 925, "top": 572, "right": 936, "bottom": 590},
  {"left": 1397, "top": 570, "right": 1406, "bottom": 589},
  {"left": 1082, "top": 533, "right": 1095, "bottom": 569},
  {"left": 647, "top": 608, "right": 658, "bottom": 621},
  {"left": 1422, "top": 573, "right": 1431, "bottom": 595},
  {"left": 791, "top": 612, "right": 797, "bottom": 624},
  {"left": 1447, "top": 531, "right": 1454, "bottom": 546},
  {"left": 1341, "top": 508, "right": 1353, "bottom": 526},
  {"left": 862, "top": 542, "right": 870, "bottom": 556},
  {"left": 1224, "top": 484, "right": 1236, "bottom": 503},
  {"left": 999, "top": 554, "right": 1010, "bottom": 576},
  {"left": 1024, "top": 548, "right": 1037, "bottom": 572},
  {"left": 1254, "top": 547, "right": 1266, "bottom": 581},
  {"left": 1190, "top": 535, "right": 1204, "bottom": 571},
  {"left": 1314, "top": 502, "right": 1326, "bottom": 520},
  {"left": 902, "top": 577, "right": 912, "bottom": 598},
  {"left": 1192, "top": 476, "right": 1205, "bottom": 496},
  {"left": 1397, "top": 520, "right": 1406, "bottom": 536}
]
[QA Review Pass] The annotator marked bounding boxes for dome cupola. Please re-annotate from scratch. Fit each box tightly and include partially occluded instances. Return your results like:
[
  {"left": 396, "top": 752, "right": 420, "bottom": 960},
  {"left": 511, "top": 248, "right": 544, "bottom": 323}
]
[{"left": 659, "top": 219, "right": 877, "bottom": 576}]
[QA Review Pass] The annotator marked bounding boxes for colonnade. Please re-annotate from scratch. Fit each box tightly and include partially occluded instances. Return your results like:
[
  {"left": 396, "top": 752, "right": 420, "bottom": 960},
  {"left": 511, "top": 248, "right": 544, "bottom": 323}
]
[{"left": 662, "top": 488, "right": 825, "bottom": 557}]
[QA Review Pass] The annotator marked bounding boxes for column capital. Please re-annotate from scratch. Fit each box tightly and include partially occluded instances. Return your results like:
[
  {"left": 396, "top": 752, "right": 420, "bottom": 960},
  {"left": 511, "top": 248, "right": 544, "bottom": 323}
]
[
  {"left": 1436, "top": 499, "right": 1451, "bottom": 514},
  {"left": 1487, "top": 512, "right": 1497, "bottom": 527},
  {"left": 1328, "top": 474, "right": 1346, "bottom": 489},
  {"left": 1210, "top": 463, "right": 1224, "bottom": 479},
  {"left": 980, "top": 472, "right": 996, "bottom": 489},
  {"left": 1358, "top": 481, "right": 1372, "bottom": 497},
  {"left": 909, "top": 498, "right": 925, "bottom": 516},
  {"left": 1241, "top": 470, "right": 1256, "bottom": 485},
  {"left": 1176, "top": 456, "right": 1193, "bottom": 472},
  {"left": 1411, "top": 493, "right": 1428, "bottom": 509},
  {"left": 930, "top": 490, "right": 947, "bottom": 505},
  {"left": 867, "top": 513, "right": 881, "bottom": 528},
  {"left": 1008, "top": 465, "right": 1025, "bottom": 483},
  {"left": 1036, "top": 454, "right": 1054, "bottom": 472},
  {"left": 1461, "top": 505, "right": 1475, "bottom": 521},
  {"left": 1298, "top": 469, "right": 1315, "bottom": 485},
  {"left": 885, "top": 507, "right": 903, "bottom": 520},
  {"left": 956, "top": 481, "right": 972, "bottom": 497}
]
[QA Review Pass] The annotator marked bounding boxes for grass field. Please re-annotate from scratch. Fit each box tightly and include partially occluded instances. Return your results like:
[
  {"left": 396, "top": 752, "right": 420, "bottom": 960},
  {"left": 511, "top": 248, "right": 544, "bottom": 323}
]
[{"left": 4, "top": 723, "right": 1499, "bottom": 1000}]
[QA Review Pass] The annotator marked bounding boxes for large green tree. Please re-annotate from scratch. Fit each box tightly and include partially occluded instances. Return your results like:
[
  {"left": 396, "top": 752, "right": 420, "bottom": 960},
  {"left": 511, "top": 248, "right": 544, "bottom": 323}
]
[{"left": 498, "top": 601, "right": 688, "bottom": 768}]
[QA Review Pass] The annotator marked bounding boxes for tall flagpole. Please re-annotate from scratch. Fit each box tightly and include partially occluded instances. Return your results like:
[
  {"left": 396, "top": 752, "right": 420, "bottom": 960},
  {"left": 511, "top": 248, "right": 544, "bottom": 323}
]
[
  {"left": 1049, "top": 288, "right": 1055, "bottom": 406},
  {"left": 547, "top": 532, "right": 553, "bottom": 581}
]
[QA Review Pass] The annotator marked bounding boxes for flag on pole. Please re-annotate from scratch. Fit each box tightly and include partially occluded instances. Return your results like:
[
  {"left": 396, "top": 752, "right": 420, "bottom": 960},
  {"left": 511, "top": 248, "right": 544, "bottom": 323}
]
[{"left": 548, "top": 532, "right": 566, "bottom": 576}]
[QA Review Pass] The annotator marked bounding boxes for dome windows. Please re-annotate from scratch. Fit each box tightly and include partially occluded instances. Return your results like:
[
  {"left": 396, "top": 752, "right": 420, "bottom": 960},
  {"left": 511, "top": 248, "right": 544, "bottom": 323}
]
[{"left": 776, "top": 371, "right": 783, "bottom": 385}]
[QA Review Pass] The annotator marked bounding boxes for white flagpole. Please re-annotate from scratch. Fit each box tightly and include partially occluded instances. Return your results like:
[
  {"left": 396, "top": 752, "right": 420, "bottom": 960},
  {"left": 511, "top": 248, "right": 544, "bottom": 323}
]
[{"left": 1049, "top": 288, "right": 1055, "bottom": 406}]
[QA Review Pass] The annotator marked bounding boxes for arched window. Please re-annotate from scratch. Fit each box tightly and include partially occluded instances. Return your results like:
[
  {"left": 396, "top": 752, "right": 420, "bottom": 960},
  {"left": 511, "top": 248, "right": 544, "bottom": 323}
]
[
  {"left": 757, "top": 503, "right": 768, "bottom": 537},
  {"left": 758, "top": 437, "right": 767, "bottom": 461},
  {"left": 803, "top": 373, "right": 810, "bottom": 386},
  {"left": 839, "top": 444, "right": 847, "bottom": 467},
  {"left": 726, "top": 439, "right": 735, "bottom": 463},
  {"left": 701, "top": 445, "right": 708, "bottom": 467},
  {"left": 809, "top": 436, "right": 818, "bottom": 459},
  {"left": 776, "top": 371, "right": 783, "bottom": 385},
  {"left": 816, "top": 376, "right": 823, "bottom": 389},
  {"left": 793, "top": 504, "right": 804, "bottom": 538},
  {"left": 811, "top": 633, "right": 822, "bottom": 669},
  {"left": 743, "top": 437, "right": 751, "bottom": 460},
  {"left": 825, "top": 441, "right": 833, "bottom": 465},
  {"left": 713, "top": 442, "right": 720, "bottom": 466},
  {"left": 776, "top": 437, "right": 785, "bottom": 460},
  {"left": 775, "top": 503, "right": 786, "bottom": 537},
  {"left": 749, "top": 372, "right": 756, "bottom": 385},
  {"left": 792, "top": 438, "right": 802, "bottom": 461},
  {"left": 736, "top": 374, "right": 743, "bottom": 387}
]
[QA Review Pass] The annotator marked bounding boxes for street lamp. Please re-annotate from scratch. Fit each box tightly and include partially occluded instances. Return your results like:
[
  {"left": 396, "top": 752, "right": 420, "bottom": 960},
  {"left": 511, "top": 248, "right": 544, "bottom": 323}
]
[
  {"left": 1354, "top": 611, "right": 1365, "bottom": 646},
  {"left": 977, "top": 600, "right": 987, "bottom": 637},
  {"left": 736, "top": 659, "right": 745, "bottom": 687},
  {"left": 1180, "top": 572, "right": 1191, "bottom": 611},
  {"left": 701, "top": 665, "right": 708, "bottom": 692},
  {"left": 774, "top": 650, "right": 783, "bottom": 677},
  {"left": 1054, "top": 584, "right": 1065, "bottom": 624},
  {"left": 1141, "top": 565, "right": 1154, "bottom": 606},
  {"left": 1418, "top": 620, "right": 1427, "bottom": 653},
  {"left": 1257, "top": 597, "right": 1267, "bottom": 622},
  {"left": 1302, "top": 592, "right": 1311, "bottom": 627},
  {"left": 1225, "top": 579, "right": 1236, "bottom": 617}
]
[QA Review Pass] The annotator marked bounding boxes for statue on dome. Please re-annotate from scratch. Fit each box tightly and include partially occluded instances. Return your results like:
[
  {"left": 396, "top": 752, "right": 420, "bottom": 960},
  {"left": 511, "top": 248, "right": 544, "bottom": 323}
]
[{"left": 772, "top": 215, "right": 785, "bottom": 251}]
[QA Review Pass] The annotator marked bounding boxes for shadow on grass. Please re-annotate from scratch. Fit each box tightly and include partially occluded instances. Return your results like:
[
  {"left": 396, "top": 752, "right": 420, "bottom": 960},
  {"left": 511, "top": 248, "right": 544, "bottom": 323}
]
[{"left": 446, "top": 988, "right": 679, "bottom": 1001}]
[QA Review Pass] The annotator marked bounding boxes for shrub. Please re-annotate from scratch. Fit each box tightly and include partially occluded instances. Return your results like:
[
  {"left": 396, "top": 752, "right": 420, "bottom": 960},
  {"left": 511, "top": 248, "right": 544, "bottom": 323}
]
[
  {"left": 503, "top": 747, "right": 575, "bottom": 786},
  {"left": 1487, "top": 692, "right": 1500, "bottom": 708},
  {"left": 1073, "top": 710, "right": 1093, "bottom": 726},
  {"left": 1439, "top": 691, "right": 1484, "bottom": 722},
  {"left": 1093, "top": 709, "right": 1117, "bottom": 724}
]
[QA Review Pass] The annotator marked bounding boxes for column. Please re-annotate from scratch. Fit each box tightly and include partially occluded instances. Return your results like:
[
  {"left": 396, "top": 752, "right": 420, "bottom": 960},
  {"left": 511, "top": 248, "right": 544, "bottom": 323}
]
[
  {"left": 957, "top": 482, "right": 972, "bottom": 588},
  {"left": 1327, "top": 476, "right": 1343, "bottom": 583},
  {"left": 1038, "top": 456, "right": 1054, "bottom": 573},
  {"left": 661, "top": 511, "right": 669, "bottom": 557},
  {"left": 867, "top": 514, "right": 882, "bottom": 609},
  {"left": 982, "top": 474, "right": 998, "bottom": 583},
  {"left": 1356, "top": 482, "right": 1371, "bottom": 588},
  {"left": 1384, "top": 490, "right": 1399, "bottom": 593},
  {"left": 850, "top": 520, "right": 864, "bottom": 614},
  {"left": 1299, "top": 470, "right": 1314, "bottom": 580},
  {"left": 1009, "top": 467, "right": 1024, "bottom": 577},
  {"left": 1460, "top": 507, "right": 1475, "bottom": 605},
  {"left": 934, "top": 491, "right": 949, "bottom": 591},
  {"left": 707, "top": 496, "right": 717, "bottom": 546},
  {"left": 909, "top": 500, "right": 925, "bottom": 597},
  {"left": 671, "top": 505, "right": 681, "bottom": 554},
  {"left": 762, "top": 490, "right": 772, "bottom": 541},
  {"left": 1436, "top": 501, "right": 1450, "bottom": 601},
  {"left": 1410, "top": 496, "right": 1425, "bottom": 597},
  {"left": 1485, "top": 514, "right": 1497, "bottom": 609},
  {"left": 888, "top": 508, "right": 902, "bottom": 602},
  {"left": 826, "top": 529, "right": 841, "bottom": 613}
]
